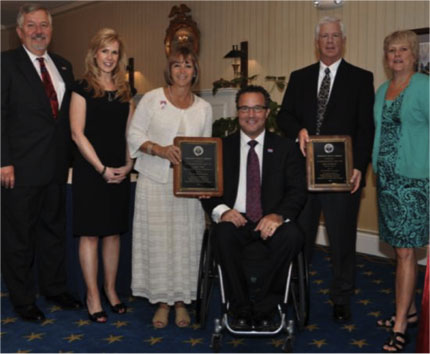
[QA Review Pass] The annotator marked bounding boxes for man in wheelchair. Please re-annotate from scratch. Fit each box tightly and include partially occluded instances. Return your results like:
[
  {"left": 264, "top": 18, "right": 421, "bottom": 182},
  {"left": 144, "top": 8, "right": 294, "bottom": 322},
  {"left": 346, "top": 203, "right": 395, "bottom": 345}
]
[{"left": 201, "top": 86, "right": 307, "bottom": 331}]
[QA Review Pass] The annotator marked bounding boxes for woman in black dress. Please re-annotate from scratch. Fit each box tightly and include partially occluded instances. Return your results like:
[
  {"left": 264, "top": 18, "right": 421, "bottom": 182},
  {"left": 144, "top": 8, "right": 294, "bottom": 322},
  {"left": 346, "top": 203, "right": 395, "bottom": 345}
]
[{"left": 70, "top": 28, "right": 134, "bottom": 323}]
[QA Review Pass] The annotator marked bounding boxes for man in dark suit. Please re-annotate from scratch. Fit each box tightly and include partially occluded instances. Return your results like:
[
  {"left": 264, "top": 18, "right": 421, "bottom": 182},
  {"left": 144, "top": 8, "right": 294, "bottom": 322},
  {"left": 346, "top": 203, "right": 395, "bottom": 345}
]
[
  {"left": 202, "top": 86, "right": 307, "bottom": 330},
  {"left": 1, "top": 4, "right": 81, "bottom": 322},
  {"left": 276, "top": 16, "right": 374, "bottom": 322}
]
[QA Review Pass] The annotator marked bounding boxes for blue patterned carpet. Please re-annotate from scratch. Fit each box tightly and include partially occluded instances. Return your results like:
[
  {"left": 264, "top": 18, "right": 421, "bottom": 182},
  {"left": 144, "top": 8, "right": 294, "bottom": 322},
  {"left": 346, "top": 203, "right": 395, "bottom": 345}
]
[{"left": 1, "top": 245, "right": 425, "bottom": 353}]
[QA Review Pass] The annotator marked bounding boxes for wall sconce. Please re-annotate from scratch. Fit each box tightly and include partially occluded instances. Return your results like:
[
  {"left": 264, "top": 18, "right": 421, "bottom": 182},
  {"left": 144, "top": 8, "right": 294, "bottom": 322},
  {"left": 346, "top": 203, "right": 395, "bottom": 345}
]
[
  {"left": 313, "top": 0, "right": 344, "bottom": 9},
  {"left": 127, "top": 57, "right": 136, "bottom": 95},
  {"left": 224, "top": 41, "right": 248, "bottom": 88}
]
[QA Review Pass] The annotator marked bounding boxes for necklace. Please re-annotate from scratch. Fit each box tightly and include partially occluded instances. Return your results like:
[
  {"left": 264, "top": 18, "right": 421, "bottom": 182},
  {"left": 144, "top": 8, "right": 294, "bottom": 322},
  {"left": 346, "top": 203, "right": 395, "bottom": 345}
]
[{"left": 107, "top": 91, "right": 115, "bottom": 102}]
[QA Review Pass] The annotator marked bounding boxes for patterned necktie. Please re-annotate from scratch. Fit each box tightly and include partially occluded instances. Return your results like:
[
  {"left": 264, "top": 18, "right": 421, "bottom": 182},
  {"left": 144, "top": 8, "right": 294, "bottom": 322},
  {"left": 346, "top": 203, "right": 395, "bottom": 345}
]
[
  {"left": 316, "top": 67, "right": 331, "bottom": 135},
  {"left": 37, "top": 57, "right": 59, "bottom": 119},
  {"left": 246, "top": 140, "right": 263, "bottom": 222}
]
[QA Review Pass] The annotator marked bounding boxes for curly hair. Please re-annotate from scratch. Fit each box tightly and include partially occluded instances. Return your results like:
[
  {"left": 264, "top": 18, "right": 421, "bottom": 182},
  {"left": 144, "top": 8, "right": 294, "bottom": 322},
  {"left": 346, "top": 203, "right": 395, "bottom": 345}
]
[{"left": 83, "top": 28, "right": 131, "bottom": 102}]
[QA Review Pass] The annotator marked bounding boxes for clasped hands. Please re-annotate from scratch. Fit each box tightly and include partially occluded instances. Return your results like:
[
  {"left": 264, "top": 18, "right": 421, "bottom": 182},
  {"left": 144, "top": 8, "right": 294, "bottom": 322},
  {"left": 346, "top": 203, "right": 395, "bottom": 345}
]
[
  {"left": 102, "top": 163, "right": 133, "bottom": 184},
  {"left": 220, "top": 209, "right": 283, "bottom": 240}
]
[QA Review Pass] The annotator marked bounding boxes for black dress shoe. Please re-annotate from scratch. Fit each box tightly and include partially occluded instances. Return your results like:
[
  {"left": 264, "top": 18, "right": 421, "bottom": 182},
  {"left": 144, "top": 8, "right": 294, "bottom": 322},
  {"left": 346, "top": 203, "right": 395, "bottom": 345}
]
[
  {"left": 333, "top": 304, "right": 351, "bottom": 322},
  {"left": 46, "top": 292, "right": 82, "bottom": 309},
  {"left": 15, "top": 304, "right": 46, "bottom": 322},
  {"left": 229, "top": 316, "right": 252, "bottom": 331},
  {"left": 255, "top": 318, "right": 277, "bottom": 331}
]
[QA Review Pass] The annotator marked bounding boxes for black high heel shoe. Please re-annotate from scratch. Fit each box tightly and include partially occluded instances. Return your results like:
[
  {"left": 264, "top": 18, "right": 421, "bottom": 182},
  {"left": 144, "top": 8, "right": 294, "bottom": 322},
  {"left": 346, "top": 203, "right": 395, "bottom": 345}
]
[
  {"left": 102, "top": 289, "right": 127, "bottom": 314},
  {"left": 86, "top": 296, "right": 107, "bottom": 323}
]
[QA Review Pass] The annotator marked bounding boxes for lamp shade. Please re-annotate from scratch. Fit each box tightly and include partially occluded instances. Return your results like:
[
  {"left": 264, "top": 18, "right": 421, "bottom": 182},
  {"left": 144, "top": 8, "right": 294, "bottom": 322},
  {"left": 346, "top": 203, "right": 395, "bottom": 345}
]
[{"left": 224, "top": 45, "right": 242, "bottom": 58}]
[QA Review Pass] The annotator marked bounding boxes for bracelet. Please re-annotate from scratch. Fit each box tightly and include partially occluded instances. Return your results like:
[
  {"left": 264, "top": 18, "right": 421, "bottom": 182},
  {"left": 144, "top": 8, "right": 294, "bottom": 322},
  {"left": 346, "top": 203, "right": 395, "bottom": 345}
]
[
  {"left": 147, "top": 142, "right": 155, "bottom": 156},
  {"left": 146, "top": 142, "right": 153, "bottom": 155},
  {"left": 101, "top": 166, "right": 107, "bottom": 176}
]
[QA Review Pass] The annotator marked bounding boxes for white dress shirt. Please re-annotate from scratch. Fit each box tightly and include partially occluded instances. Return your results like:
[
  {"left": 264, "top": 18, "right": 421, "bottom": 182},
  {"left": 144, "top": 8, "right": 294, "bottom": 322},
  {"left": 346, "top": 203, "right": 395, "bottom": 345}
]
[
  {"left": 317, "top": 58, "right": 342, "bottom": 99},
  {"left": 23, "top": 45, "right": 66, "bottom": 107},
  {"left": 211, "top": 130, "right": 265, "bottom": 223}
]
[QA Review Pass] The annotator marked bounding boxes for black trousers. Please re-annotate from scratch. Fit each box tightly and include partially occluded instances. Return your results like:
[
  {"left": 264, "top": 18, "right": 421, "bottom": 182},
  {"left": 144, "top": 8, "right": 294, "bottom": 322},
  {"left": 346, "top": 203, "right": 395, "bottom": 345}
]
[
  {"left": 298, "top": 190, "right": 362, "bottom": 305},
  {"left": 1, "top": 184, "right": 68, "bottom": 308},
  {"left": 212, "top": 220, "right": 303, "bottom": 319}
]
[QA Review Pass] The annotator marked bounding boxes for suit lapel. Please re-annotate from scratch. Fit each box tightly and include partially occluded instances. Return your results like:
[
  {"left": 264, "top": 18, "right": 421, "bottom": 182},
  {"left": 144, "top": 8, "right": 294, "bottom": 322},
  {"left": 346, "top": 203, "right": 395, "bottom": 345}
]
[
  {"left": 15, "top": 47, "right": 53, "bottom": 119},
  {"left": 308, "top": 63, "right": 320, "bottom": 117},
  {"left": 262, "top": 132, "right": 275, "bottom": 188},
  {"left": 326, "top": 59, "right": 348, "bottom": 116},
  {"left": 229, "top": 132, "right": 241, "bottom": 203}
]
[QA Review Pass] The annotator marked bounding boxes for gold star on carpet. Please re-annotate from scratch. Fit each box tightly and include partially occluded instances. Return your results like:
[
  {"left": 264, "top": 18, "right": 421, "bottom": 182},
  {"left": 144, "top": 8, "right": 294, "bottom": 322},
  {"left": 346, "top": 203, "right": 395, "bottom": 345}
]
[
  {"left": 325, "top": 299, "right": 334, "bottom": 306},
  {"left": 362, "top": 271, "right": 374, "bottom": 276},
  {"left": 126, "top": 307, "right": 134, "bottom": 313},
  {"left": 23, "top": 332, "right": 45, "bottom": 341},
  {"left": 16, "top": 350, "right": 31, "bottom": 353},
  {"left": 144, "top": 336, "right": 163, "bottom": 345},
  {"left": 190, "top": 323, "right": 201, "bottom": 330},
  {"left": 305, "top": 323, "right": 319, "bottom": 331},
  {"left": 372, "top": 279, "right": 383, "bottom": 284},
  {"left": 1, "top": 317, "right": 18, "bottom": 324},
  {"left": 309, "top": 339, "right": 327, "bottom": 348},
  {"left": 354, "top": 288, "right": 361, "bottom": 295},
  {"left": 103, "top": 334, "right": 123, "bottom": 344},
  {"left": 313, "top": 279, "right": 324, "bottom": 285},
  {"left": 342, "top": 324, "right": 356, "bottom": 332},
  {"left": 351, "top": 338, "right": 368, "bottom": 348},
  {"left": 269, "top": 339, "right": 284, "bottom": 348},
  {"left": 63, "top": 333, "right": 84, "bottom": 343},
  {"left": 318, "top": 288, "right": 329, "bottom": 294},
  {"left": 309, "top": 270, "right": 317, "bottom": 276},
  {"left": 228, "top": 338, "right": 245, "bottom": 347},
  {"left": 357, "top": 299, "right": 371, "bottom": 305},
  {"left": 0, "top": 292, "right": 9, "bottom": 297},
  {"left": 74, "top": 319, "right": 90, "bottom": 327},
  {"left": 111, "top": 320, "right": 128, "bottom": 328},
  {"left": 183, "top": 337, "right": 204, "bottom": 346},
  {"left": 368, "top": 311, "right": 381, "bottom": 318},
  {"left": 380, "top": 288, "right": 392, "bottom": 294},
  {"left": 41, "top": 318, "right": 55, "bottom": 326},
  {"left": 49, "top": 305, "right": 62, "bottom": 313}
]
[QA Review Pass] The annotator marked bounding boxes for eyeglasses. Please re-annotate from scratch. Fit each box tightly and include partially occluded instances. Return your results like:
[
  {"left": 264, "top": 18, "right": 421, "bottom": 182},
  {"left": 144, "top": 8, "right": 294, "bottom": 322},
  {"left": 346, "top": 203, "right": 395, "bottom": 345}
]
[
  {"left": 237, "top": 105, "right": 267, "bottom": 114},
  {"left": 319, "top": 33, "right": 343, "bottom": 40}
]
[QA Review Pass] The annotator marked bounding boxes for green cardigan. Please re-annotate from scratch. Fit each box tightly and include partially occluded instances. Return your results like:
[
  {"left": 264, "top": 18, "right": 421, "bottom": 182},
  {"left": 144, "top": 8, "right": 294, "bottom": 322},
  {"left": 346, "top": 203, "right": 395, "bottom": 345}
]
[{"left": 372, "top": 72, "right": 429, "bottom": 179}]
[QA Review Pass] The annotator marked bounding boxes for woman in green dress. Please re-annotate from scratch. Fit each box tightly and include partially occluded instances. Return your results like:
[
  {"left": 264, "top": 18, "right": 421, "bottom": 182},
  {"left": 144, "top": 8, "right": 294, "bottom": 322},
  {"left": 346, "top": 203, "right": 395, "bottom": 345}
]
[{"left": 373, "top": 30, "right": 429, "bottom": 352}]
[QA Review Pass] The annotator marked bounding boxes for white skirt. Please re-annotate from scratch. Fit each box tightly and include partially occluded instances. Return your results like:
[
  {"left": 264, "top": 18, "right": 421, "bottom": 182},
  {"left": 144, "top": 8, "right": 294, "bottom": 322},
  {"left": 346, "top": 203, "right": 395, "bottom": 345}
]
[{"left": 131, "top": 170, "right": 205, "bottom": 305}]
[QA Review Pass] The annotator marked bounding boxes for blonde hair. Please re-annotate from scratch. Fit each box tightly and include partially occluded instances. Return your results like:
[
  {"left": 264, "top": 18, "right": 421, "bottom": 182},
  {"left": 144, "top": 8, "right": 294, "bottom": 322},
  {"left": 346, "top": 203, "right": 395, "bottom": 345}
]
[
  {"left": 383, "top": 30, "right": 419, "bottom": 70},
  {"left": 163, "top": 46, "right": 200, "bottom": 87},
  {"left": 83, "top": 28, "right": 131, "bottom": 102}
]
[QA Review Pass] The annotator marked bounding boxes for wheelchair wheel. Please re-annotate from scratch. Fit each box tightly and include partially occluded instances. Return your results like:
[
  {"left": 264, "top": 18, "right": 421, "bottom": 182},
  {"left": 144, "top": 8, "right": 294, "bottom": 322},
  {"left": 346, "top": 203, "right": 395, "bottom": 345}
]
[
  {"left": 195, "top": 228, "right": 216, "bottom": 328},
  {"left": 291, "top": 251, "right": 310, "bottom": 330}
]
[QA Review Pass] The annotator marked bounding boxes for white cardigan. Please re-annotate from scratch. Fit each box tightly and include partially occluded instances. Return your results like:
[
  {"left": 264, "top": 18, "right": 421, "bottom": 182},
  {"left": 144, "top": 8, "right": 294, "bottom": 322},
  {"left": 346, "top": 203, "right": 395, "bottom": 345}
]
[{"left": 127, "top": 87, "right": 213, "bottom": 183}]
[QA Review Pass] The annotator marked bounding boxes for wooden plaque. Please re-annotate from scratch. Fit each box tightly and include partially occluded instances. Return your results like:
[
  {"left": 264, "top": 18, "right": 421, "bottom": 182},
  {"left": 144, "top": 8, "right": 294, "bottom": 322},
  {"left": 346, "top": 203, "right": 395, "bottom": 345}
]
[
  {"left": 173, "top": 137, "right": 223, "bottom": 197},
  {"left": 306, "top": 135, "right": 353, "bottom": 192}
]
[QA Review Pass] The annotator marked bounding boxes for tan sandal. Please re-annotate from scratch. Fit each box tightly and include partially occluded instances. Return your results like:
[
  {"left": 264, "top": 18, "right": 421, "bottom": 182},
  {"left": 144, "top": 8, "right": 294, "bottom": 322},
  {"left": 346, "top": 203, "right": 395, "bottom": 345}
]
[
  {"left": 152, "top": 304, "right": 170, "bottom": 328},
  {"left": 175, "top": 305, "right": 190, "bottom": 328}
]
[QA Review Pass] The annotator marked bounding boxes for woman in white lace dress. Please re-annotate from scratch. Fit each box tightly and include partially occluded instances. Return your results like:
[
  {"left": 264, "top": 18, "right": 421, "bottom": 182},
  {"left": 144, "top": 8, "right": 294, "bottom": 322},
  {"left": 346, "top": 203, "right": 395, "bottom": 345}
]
[{"left": 127, "top": 46, "right": 212, "bottom": 328}]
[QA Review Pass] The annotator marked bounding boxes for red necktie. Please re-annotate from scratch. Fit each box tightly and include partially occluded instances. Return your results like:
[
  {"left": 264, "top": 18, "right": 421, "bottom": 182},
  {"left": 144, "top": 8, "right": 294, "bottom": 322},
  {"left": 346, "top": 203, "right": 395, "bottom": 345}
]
[
  {"left": 37, "top": 57, "right": 59, "bottom": 119},
  {"left": 246, "top": 140, "right": 263, "bottom": 222}
]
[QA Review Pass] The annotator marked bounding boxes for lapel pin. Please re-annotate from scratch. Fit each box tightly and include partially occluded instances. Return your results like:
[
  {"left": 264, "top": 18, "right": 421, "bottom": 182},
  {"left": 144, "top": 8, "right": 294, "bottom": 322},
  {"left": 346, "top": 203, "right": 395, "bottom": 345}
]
[
  {"left": 267, "top": 148, "right": 274, "bottom": 153},
  {"left": 61, "top": 66, "right": 67, "bottom": 70}
]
